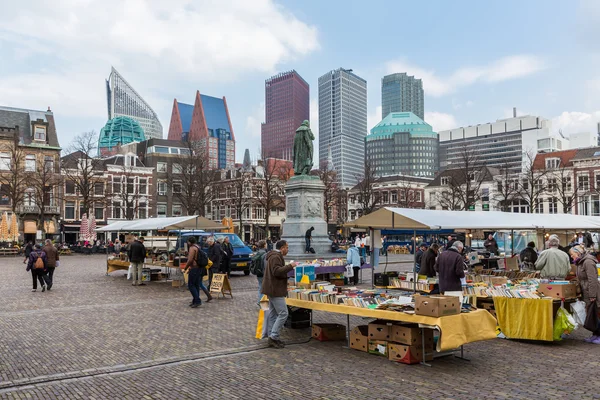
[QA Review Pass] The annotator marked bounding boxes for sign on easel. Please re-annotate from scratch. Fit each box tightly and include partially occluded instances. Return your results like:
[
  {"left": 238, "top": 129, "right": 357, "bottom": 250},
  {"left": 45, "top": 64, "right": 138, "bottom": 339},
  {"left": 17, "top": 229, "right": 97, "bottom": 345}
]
[{"left": 210, "top": 273, "right": 233, "bottom": 298}]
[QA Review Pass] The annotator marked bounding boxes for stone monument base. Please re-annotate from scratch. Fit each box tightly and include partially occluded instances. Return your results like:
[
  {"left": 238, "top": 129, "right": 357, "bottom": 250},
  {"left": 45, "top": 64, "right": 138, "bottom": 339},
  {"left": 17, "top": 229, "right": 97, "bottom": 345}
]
[{"left": 282, "top": 175, "right": 331, "bottom": 256}]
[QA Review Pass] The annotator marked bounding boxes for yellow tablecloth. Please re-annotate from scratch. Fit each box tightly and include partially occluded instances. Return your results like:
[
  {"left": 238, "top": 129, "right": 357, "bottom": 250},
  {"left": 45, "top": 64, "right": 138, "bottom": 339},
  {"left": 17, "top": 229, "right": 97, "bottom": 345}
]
[
  {"left": 493, "top": 297, "right": 554, "bottom": 341},
  {"left": 285, "top": 298, "right": 497, "bottom": 352}
]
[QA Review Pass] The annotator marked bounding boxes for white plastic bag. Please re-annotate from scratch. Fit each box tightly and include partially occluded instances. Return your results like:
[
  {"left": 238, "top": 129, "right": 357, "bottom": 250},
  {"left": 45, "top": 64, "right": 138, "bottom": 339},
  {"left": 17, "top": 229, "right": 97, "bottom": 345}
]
[
  {"left": 570, "top": 300, "right": 587, "bottom": 327},
  {"left": 127, "top": 264, "right": 133, "bottom": 280},
  {"left": 344, "top": 264, "right": 354, "bottom": 278}
]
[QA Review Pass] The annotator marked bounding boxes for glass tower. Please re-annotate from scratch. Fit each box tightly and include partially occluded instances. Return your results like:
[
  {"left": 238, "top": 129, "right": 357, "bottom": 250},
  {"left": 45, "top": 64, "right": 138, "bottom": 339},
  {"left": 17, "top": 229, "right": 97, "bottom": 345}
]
[
  {"left": 318, "top": 68, "right": 368, "bottom": 188},
  {"left": 381, "top": 73, "right": 424, "bottom": 120}
]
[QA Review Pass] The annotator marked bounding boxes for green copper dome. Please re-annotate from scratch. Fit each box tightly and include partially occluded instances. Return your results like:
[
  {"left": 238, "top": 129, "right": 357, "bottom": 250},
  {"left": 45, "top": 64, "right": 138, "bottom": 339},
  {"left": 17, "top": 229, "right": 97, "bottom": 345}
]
[
  {"left": 99, "top": 116, "right": 146, "bottom": 154},
  {"left": 367, "top": 112, "right": 436, "bottom": 141}
]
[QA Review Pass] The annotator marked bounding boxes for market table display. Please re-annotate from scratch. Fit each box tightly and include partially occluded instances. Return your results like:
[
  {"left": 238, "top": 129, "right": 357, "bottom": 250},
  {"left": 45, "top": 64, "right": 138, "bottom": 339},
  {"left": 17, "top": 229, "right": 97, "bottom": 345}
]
[{"left": 285, "top": 298, "right": 497, "bottom": 353}]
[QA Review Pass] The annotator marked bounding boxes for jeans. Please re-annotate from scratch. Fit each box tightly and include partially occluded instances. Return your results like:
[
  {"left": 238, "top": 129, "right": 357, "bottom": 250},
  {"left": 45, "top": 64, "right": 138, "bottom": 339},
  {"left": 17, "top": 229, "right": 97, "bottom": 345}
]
[
  {"left": 31, "top": 269, "right": 49, "bottom": 289},
  {"left": 305, "top": 237, "right": 310, "bottom": 252},
  {"left": 188, "top": 267, "right": 202, "bottom": 305},
  {"left": 267, "top": 297, "right": 289, "bottom": 340},
  {"left": 131, "top": 262, "right": 144, "bottom": 285},
  {"left": 47, "top": 267, "right": 55, "bottom": 285},
  {"left": 257, "top": 276, "right": 263, "bottom": 304}
]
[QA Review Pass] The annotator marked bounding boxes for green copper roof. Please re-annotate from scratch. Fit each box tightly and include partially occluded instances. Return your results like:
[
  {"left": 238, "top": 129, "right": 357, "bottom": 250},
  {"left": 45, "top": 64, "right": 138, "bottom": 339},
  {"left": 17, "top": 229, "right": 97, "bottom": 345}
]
[
  {"left": 99, "top": 116, "right": 146, "bottom": 151},
  {"left": 368, "top": 112, "right": 436, "bottom": 140}
]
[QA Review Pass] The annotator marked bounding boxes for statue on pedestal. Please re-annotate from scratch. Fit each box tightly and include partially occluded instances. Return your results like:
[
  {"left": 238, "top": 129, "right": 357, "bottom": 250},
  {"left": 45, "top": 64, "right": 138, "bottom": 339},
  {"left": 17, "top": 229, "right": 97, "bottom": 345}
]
[{"left": 293, "top": 120, "right": 314, "bottom": 176}]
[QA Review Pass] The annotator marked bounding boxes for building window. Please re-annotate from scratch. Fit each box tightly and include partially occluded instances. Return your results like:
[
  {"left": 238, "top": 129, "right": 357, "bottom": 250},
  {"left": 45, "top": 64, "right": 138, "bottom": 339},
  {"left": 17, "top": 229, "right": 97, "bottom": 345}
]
[
  {"left": 440, "top": 177, "right": 450, "bottom": 186},
  {"left": 113, "top": 176, "right": 121, "bottom": 193},
  {"left": 158, "top": 181, "right": 167, "bottom": 196},
  {"left": 382, "top": 191, "right": 389, "bottom": 203},
  {"left": 94, "top": 206, "right": 103, "bottom": 220},
  {"left": 548, "top": 197, "right": 558, "bottom": 214},
  {"left": 44, "top": 156, "right": 54, "bottom": 173},
  {"left": 94, "top": 182, "right": 104, "bottom": 196},
  {"left": 0, "top": 153, "right": 9, "bottom": 171},
  {"left": 139, "top": 179, "right": 147, "bottom": 195},
  {"left": 127, "top": 177, "right": 135, "bottom": 194},
  {"left": 563, "top": 176, "right": 572, "bottom": 192},
  {"left": 172, "top": 163, "right": 183, "bottom": 174},
  {"left": 481, "top": 188, "right": 490, "bottom": 202},
  {"left": 34, "top": 126, "right": 46, "bottom": 141},
  {"left": 547, "top": 178, "right": 557, "bottom": 192},
  {"left": 415, "top": 191, "right": 422, "bottom": 202},
  {"left": 534, "top": 200, "right": 543, "bottom": 214},
  {"left": 172, "top": 204, "right": 182, "bottom": 217},
  {"left": 113, "top": 202, "right": 121, "bottom": 219},
  {"left": 173, "top": 182, "right": 182, "bottom": 194},
  {"left": 157, "top": 204, "right": 167, "bottom": 217},
  {"left": 578, "top": 175, "right": 590, "bottom": 192},
  {"left": 138, "top": 203, "right": 147, "bottom": 219},
  {"left": 157, "top": 162, "right": 168, "bottom": 173},
  {"left": 595, "top": 174, "right": 600, "bottom": 192},
  {"left": 66, "top": 181, "right": 76, "bottom": 195},
  {"left": 25, "top": 155, "right": 36, "bottom": 172},
  {"left": 546, "top": 158, "right": 560, "bottom": 169},
  {"left": 391, "top": 191, "right": 398, "bottom": 203},
  {"left": 65, "top": 201, "right": 75, "bottom": 219}
]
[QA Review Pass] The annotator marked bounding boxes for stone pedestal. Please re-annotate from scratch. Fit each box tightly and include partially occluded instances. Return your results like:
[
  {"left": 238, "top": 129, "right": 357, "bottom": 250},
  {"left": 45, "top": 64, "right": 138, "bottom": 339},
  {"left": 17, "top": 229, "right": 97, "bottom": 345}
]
[{"left": 282, "top": 175, "right": 331, "bottom": 256}]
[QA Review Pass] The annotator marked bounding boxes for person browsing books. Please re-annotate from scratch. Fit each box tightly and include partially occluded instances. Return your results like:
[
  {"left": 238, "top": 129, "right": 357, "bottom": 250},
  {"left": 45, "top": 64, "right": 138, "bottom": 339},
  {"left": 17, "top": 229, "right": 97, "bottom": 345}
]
[{"left": 435, "top": 241, "right": 465, "bottom": 293}]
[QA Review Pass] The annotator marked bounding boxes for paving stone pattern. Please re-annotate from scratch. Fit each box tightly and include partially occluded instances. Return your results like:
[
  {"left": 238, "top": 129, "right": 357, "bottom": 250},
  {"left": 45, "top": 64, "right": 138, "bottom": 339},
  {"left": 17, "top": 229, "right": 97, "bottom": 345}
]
[{"left": 1, "top": 254, "right": 599, "bottom": 399}]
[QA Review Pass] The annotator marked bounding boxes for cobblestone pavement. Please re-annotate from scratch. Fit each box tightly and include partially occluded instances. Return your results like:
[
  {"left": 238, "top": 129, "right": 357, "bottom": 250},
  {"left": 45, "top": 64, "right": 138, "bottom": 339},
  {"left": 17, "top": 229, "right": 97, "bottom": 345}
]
[{"left": 1, "top": 255, "right": 599, "bottom": 399}]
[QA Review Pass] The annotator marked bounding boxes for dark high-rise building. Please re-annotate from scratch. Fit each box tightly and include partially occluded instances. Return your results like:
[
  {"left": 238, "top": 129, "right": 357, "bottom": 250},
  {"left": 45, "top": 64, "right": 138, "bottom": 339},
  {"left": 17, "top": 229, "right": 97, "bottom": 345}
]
[
  {"left": 381, "top": 73, "right": 424, "bottom": 120},
  {"left": 261, "top": 71, "right": 309, "bottom": 160}
]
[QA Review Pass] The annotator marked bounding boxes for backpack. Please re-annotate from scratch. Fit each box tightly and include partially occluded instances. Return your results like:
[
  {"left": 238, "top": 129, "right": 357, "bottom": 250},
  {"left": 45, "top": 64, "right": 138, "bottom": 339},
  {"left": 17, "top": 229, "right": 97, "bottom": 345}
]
[
  {"left": 250, "top": 250, "right": 266, "bottom": 276},
  {"left": 194, "top": 245, "right": 209, "bottom": 268},
  {"left": 34, "top": 253, "right": 44, "bottom": 269}
]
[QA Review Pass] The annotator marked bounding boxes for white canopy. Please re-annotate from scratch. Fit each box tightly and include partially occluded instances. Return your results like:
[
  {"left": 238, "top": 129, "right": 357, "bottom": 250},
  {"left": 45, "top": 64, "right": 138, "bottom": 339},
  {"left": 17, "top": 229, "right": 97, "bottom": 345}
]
[
  {"left": 345, "top": 207, "right": 600, "bottom": 231},
  {"left": 96, "top": 216, "right": 224, "bottom": 232}
]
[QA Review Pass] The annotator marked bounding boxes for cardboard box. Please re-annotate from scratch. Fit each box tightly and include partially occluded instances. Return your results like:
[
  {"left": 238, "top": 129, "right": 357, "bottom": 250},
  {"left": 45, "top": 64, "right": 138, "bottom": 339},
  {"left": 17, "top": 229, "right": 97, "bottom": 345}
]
[
  {"left": 312, "top": 323, "right": 346, "bottom": 342},
  {"left": 414, "top": 295, "right": 461, "bottom": 317},
  {"left": 350, "top": 325, "right": 369, "bottom": 352},
  {"left": 388, "top": 343, "right": 433, "bottom": 365},
  {"left": 368, "top": 340, "right": 388, "bottom": 357},
  {"left": 490, "top": 276, "right": 508, "bottom": 286},
  {"left": 537, "top": 282, "right": 578, "bottom": 299},
  {"left": 368, "top": 320, "right": 392, "bottom": 340},
  {"left": 171, "top": 279, "right": 184, "bottom": 288},
  {"left": 390, "top": 324, "right": 434, "bottom": 346}
]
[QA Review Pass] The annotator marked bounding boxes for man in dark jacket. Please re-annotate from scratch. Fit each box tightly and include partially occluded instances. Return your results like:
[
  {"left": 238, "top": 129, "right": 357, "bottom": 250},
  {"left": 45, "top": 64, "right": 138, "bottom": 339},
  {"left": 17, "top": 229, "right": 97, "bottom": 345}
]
[
  {"left": 207, "top": 236, "right": 221, "bottom": 287},
  {"left": 128, "top": 237, "right": 146, "bottom": 286},
  {"left": 519, "top": 241, "right": 538, "bottom": 271},
  {"left": 435, "top": 241, "right": 465, "bottom": 293},
  {"left": 445, "top": 235, "right": 456, "bottom": 250},
  {"left": 42, "top": 239, "right": 59, "bottom": 290},
  {"left": 261, "top": 240, "right": 296, "bottom": 348},
  {"left": 251, "top": 240, "right": 268, "bottom": 305},
  {"left": 484, "top": 234, "right": 499, "bottom": 255},
  {"left": 184, "top": 237, "right": 212, "bottom": 308},
  {"left": 220, "top": 236, "right": 233, "bottom": 277},
  {"left": 419, "top": 243, "right": 439, "bottom": 278},
  {"left": 415, "top": 243, "right": 427, "bottom": 273},
  {"left": 27, "top": 244, "right": 49, "bottom": 292}
]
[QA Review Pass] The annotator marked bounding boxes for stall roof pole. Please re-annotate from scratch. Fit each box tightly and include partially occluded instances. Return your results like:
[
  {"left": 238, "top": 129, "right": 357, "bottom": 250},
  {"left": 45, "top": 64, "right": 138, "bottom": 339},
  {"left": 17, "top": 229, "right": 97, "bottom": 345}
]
[{"left": 413, "top": 229, "right": 417, "bottom": 293}]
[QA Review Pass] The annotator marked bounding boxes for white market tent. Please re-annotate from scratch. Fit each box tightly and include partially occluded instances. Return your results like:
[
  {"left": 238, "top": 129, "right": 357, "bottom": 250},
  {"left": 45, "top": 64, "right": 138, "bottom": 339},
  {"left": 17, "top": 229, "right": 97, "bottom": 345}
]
[
  {"left": 345, "top": 207, "right": 600, "bottom": 231},
  {"left": 96, "top": 215, "right": 225, "bottom": 232}
]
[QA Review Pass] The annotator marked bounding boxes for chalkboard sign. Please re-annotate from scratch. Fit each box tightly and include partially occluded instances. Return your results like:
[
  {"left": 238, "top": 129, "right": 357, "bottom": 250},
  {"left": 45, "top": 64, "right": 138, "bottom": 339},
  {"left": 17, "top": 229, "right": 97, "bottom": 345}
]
[{"left": 210, "top": 273, "right": 233, "bottom": 298}]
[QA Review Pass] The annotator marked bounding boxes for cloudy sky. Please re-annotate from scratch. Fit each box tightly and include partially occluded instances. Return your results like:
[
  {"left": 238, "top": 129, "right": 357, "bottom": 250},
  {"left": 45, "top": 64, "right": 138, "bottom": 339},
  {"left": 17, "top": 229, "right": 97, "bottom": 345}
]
[{"left": 1, "top": 0, "right": 599, "bottom": 162}]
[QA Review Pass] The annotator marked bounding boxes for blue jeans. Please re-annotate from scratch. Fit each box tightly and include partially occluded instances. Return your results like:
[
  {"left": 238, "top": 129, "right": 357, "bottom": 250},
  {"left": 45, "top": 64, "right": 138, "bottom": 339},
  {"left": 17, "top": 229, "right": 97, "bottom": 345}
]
[
  {"left": 257, "top": 276, "right": 263, "bottom": 304},
  {"left": 267, "top": 297, "right": 289, "bottom": 340},
  {"left": 305, "top": 237, "right": 311, "bottom": 252},
  {"left": 188, "top": 268, "right": 202, "bottom": 305}
]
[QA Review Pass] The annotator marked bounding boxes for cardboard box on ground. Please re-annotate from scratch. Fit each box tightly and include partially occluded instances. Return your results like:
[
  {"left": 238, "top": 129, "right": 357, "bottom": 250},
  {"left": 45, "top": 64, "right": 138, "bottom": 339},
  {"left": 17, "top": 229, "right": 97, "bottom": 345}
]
[
  {"left": 350, "top": 326, "right": 368, "bottom": 352},
  {"left": 414, "top": 295, "right": 461, "bottom": 317},
  {"left": 312, "top": 324, "right": 346, "bottom": 341},
  {"left": 389, "top": 343, "right": 433, "bottom": 364}
]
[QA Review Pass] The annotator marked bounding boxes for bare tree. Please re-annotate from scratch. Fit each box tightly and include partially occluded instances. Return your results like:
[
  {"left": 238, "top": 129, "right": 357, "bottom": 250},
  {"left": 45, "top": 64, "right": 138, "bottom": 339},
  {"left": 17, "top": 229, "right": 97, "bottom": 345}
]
[
  {"left": 229, "top": 170, "right": 251, "bottom": 234},
  {"left": 167, "top": 141, "right": 215, "bottom": 216},
  {"left": 0, "top": 136, "right": 28, "bottom": 212},
  {"left": 315, "top": 161, "right": 338, "bottom": 224},
  {"left": 395, "top": 180, "right": 421, "bottom": 209},
  {"left": 518, "top": 151, "right": 550, "bottom": 213},
  {"left": 254, "top": 158, "right": 290, "bottom": 239},
  {"left": 493, "top": 163, "right": 519, "bottom": 212},
  {"left": 61, "top": 131, "right": 106, "bottom": 213},
  {"left": 29, "top": 155, "right": 63, "bottom": 231},
  {"left": 334, "top": 186, "right": 348, "bottom": 226},
  {"left": 452, "top": 147, "right": 486, "bottom": 211},
  {"left": 550, "top": 163, "right": 578, "bottom": 214},
  {"left": 355, "top": 159, "right": 380, "bottom": 215},
  {"left": 435, "top": 180, "right": 464, "bottom": 210}
]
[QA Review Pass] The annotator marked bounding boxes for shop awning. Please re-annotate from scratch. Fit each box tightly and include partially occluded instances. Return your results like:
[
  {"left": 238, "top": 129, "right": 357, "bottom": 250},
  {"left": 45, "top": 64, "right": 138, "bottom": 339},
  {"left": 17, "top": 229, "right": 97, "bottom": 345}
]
[
  {"left": 344, "top": 207, "right": 600, "bottom": 231},
  {"left": 96, "top": 216, "right": 224, "bottom": 232}
]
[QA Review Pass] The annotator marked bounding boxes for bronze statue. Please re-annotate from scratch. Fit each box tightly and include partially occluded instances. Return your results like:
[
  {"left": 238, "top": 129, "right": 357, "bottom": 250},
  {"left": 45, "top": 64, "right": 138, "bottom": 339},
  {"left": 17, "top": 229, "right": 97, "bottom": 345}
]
[{"left": 293, "top": 120, "right": 314, "bottom": 175}]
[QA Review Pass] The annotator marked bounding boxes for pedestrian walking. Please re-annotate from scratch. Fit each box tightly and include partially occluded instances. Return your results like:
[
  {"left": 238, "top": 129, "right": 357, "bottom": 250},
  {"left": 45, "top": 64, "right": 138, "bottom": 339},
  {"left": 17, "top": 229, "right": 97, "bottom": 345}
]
[
  {"left": 569, "top": 245, "right": 600, "bottom": 343},
  {"left": 184, "top": 236, "right": 212, "bottom": 308},
  {"left": 42, "top": 239, "right": 59, "bottom": 290},
  {"left": 305, "top": 227, "right": 314, "bottom": 253},
  {"left": 23, "top": 241, "right": 33, "bottom": 264},
  {"left": 128, "top": 237, "right": 146, "bottom": 286},
  {"left": 251, "top": 240, "right": 267, "bottom": 305},
  {"left": 435, "top": 241, "right": 465, "bottom": 293},
  {"left": 27, "top": 244, "right": 50, "bottom": 292},
  {"left": 220, "top": 236, "right": 233, "bottom": 277},
  {"left": 346, "top": 244, "right": 361, "bottom": 285},
  {"left": 262, "top": 240, "right": 296, "bottom": 348},
  {"left": 535, "top": 234, "right": 570, "bottom": 279},
  {"left": 207, "top": 236, "right": 221, "bottom": 287}
]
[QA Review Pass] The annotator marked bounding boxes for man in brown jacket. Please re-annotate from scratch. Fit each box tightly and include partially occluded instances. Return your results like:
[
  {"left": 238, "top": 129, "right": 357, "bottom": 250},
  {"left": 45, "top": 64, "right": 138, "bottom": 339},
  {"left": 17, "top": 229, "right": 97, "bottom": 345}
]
[
  {"left": 261, "top": 240, "right": 296, "bottom": 348},
  {"left": 42, "top": 239, "right": 59, "bottom": 291}
]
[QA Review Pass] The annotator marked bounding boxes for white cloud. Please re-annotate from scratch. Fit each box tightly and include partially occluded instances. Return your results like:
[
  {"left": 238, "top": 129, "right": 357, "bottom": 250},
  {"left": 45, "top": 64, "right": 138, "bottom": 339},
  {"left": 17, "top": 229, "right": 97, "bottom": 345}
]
[
  {"left": 386, "top": 55, "right": 546, "bottom": 97},
  {"left": 424, "top": 112, "right": 458, "bottom": 132},
  {"left": 551, "top": 111, "right": 600, "bottom": 136}
]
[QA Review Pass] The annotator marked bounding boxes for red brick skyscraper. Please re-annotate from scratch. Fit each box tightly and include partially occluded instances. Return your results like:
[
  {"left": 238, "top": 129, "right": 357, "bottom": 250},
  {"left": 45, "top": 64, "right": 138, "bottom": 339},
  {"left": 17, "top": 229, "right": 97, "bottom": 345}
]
[{"left": 261, "top": 70, "right": 309, "bottom": 160}]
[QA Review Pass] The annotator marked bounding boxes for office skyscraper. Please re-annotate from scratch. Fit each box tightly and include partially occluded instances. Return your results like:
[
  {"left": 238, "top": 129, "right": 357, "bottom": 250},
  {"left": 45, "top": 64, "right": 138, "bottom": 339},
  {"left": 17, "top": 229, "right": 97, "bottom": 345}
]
[
  {"left": 318, "top": 68, "right": 367, "bottom": 188},
  {"left": 261, "top": 71, "right": 309, "bottom": 160},
  {"left": 381, "top": 73, "right": 424, "bottom": 120},
  {"left": 106, "top": 67, "right": 163, "bottom": 139}
]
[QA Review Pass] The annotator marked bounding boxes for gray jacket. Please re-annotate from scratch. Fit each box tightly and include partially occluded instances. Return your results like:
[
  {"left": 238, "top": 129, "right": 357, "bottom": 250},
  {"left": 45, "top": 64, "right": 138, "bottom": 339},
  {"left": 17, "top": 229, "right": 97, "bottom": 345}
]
[{"left": 535, "top": 247, "right": 570, "bottom": 279}]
